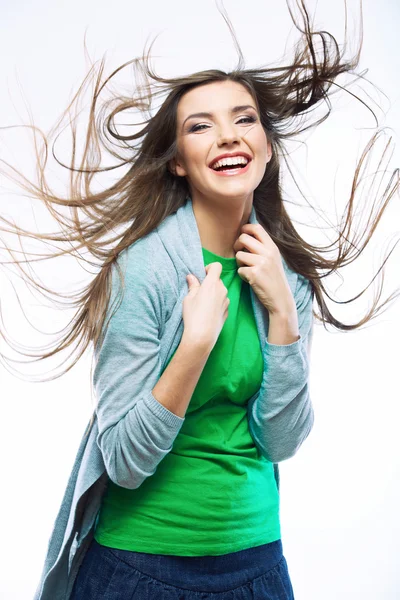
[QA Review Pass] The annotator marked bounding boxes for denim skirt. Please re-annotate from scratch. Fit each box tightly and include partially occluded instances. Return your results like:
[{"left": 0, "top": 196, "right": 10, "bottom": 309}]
[{"left": 70, "top": 537, "right": 295, "bottom": 599}]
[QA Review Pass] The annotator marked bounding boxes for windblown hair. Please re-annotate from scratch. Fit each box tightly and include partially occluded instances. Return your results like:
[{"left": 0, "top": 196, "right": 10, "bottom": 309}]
[{"left": 0, "top": 0, "right": 399, "bottom": 434}]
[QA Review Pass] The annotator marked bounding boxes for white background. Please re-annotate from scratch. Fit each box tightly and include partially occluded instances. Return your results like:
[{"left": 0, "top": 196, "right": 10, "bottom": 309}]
[{"left": 0, "top": 0, "right": 399, "bottom": 598}]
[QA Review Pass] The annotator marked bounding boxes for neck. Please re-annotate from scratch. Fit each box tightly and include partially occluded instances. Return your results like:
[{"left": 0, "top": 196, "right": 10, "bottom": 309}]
[{"left": 191, "top": 194, "right": 253, "bottom": 258}]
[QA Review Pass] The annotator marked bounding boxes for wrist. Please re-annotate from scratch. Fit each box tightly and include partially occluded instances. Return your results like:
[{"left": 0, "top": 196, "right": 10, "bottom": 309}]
[
  {"left": 267, "top": 310, "right": 299, "bottom": 345},
  {"left": 180, "top": 332, "right": 213, "bottom": 359},
  {"left": 268, "top": 294, "right": 296, "bottom": 318}
]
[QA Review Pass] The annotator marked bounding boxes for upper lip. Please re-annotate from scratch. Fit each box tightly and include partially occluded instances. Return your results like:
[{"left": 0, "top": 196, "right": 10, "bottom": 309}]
[{"left": 208, "top": 152, "right": 252, "bottom": 169}]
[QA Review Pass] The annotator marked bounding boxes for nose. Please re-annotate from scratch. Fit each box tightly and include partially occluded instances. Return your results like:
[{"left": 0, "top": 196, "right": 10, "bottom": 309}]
[{"left": 217, "top": 123, "right": 241, "bottom": 146}]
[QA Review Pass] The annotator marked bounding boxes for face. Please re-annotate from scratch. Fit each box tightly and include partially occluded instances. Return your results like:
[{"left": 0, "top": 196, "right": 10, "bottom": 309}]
[{"left": 170, "top": 80, "right": 272, "bottom": 204}]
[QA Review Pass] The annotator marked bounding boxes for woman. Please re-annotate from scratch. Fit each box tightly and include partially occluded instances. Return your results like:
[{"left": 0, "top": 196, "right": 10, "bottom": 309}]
[{"left": 0, "top": 1, "right": 398, "bottom": 599}]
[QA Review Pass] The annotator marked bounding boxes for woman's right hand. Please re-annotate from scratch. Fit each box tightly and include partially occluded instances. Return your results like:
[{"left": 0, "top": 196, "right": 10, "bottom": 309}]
[{"left": 182, "top": 262, "right": 230, "bottom": 352}]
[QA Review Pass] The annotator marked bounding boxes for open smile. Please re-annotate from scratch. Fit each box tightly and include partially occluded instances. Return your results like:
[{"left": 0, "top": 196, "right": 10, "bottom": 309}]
[{"left": 209, "top": 160, "right": 251, "bottom": 177}]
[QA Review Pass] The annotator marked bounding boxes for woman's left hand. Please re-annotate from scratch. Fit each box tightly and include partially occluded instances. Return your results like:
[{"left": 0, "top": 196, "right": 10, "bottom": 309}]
[{"left": 233, "top": 223, "right": 295, "bottom": 315}]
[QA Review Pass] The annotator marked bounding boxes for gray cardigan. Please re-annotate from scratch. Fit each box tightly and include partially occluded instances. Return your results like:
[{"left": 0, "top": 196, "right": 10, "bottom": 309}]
[{"left": 33, "top": 197, "right": 315, "bottom": 599}]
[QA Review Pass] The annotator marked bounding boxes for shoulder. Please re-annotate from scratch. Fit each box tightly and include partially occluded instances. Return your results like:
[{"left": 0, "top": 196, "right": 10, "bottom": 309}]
[{"left": 110, "top": 229, "right": 179, "bottom": 321}]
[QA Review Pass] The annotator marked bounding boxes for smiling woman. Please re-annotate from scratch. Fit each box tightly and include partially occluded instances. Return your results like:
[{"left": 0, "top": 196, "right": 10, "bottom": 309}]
[
  {"left": 168, "top": 79, "right": 274, "bottom": 260},
  {"left": 0, "top": 0, "right": 399, "bottom": 599}
]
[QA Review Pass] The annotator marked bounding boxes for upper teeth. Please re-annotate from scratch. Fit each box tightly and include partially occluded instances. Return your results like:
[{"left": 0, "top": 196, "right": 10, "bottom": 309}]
[{"left": 211, "top": 156, "right": 249, "bottom": 169}]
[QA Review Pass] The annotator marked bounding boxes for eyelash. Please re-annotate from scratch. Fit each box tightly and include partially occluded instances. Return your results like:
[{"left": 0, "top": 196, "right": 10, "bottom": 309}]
[{"left": 189, "top": 115, "right": 257, "bottom": 133}]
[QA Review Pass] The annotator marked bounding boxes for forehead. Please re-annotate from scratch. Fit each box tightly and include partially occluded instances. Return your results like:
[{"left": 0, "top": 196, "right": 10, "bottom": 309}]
[{"left": 176, "top": 81, "right": 255, "bottom": 120}]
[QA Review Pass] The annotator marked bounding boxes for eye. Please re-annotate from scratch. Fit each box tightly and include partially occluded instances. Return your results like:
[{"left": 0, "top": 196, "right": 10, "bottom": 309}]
[
  {"left": 189, "top": 115, "right": 257, "bottom": 133},
  {"left": 238, "top": 116, "right": 257, "bottom": 125}
]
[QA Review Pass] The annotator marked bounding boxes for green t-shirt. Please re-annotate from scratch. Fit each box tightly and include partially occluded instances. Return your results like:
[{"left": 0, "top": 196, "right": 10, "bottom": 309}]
[{"left": 94, "top": 246, "right": 281, "bottom": 555}]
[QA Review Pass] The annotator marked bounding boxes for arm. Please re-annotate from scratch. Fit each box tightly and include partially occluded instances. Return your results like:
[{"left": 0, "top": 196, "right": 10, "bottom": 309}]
[
  {"left": 247, "top": 273, "right": 314, "bottom": 463},
  {"left": 93, "top": 244, "right": 192, "bottom": 490},
  {"left": 152, "top": 336, "right": 211, "bottom": 418}
]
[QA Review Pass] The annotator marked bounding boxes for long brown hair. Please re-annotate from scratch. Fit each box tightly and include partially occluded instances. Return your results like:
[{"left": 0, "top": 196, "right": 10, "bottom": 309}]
[{"left": 0, "top": 0, "right": 399, "bottom": 436}]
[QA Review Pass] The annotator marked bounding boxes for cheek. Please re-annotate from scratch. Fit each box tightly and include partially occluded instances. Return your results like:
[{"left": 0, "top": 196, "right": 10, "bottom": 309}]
[
  {"left": 243, "top": 127, "right": 269, "bottom": 159},
  {"left": 253, "top": 130, "right": 269, "bottom": 154},
  {"left": 184, "top": 140, "right": 209, "bottom": 170}
]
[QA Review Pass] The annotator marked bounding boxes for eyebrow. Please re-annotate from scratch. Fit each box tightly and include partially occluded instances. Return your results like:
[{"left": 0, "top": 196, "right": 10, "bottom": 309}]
[{"left": 182, "top": 105, "right": 258, "bottom": 129}]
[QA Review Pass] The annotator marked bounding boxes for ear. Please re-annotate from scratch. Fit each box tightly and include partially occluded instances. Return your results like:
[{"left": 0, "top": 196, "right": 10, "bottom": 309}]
[
  {"left": 168, "top": 157, "right": 187, "bottom": 177},
  {"left": 266, "top": 139, "right": 273, "bottom": 163}
]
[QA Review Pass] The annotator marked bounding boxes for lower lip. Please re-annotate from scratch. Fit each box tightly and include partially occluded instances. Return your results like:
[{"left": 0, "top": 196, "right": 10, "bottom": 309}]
[{"left": 209, "top": 160, "right": 252, "bottom": 177}]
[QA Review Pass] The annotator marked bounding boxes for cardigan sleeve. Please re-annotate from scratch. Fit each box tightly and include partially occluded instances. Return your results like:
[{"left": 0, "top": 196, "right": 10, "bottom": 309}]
[
  {"left": 93, "top": 243, "right": 185, "bottom": 490},
  {"left": 247, "top": 272, "right": 315, "bottom": 463}
]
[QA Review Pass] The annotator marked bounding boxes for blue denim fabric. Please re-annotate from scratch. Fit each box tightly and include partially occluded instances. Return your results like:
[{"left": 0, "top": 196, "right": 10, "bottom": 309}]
[{"left": 70, "top": 537, "right": 295, "bottom": 599}]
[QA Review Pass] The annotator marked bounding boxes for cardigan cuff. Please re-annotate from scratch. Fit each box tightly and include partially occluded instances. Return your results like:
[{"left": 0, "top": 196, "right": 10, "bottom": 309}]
[
  {"left": 143, "top": 391, "right": 186, "bottom": 428},
  {"left": 263, "top": 334, "right": 303, "bottom": 357}
]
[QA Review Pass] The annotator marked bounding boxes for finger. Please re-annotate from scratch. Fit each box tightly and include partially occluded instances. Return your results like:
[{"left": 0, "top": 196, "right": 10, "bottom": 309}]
[
  {"left": 235, "top": 250, "right": 261, "bottom": 267},
  {"left": 186, "top": 274, "right": 200, "bottom": 288},
  {"left": 233, "top": 233, "right": 265, "bottom": 255},
  {"left": 238, "top": 224, "right": 275, "bottom": 250},
  {"left": 205, "top": 262, "right": 223, "bottom": 279},
  {"left": 240, "top": 223, "right": 271, "bottom": 244}
]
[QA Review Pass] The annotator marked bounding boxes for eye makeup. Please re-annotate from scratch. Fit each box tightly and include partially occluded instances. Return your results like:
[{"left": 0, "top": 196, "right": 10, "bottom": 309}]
[{"left": 188, "top": 115, "right": 258, "bottom": 133}]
